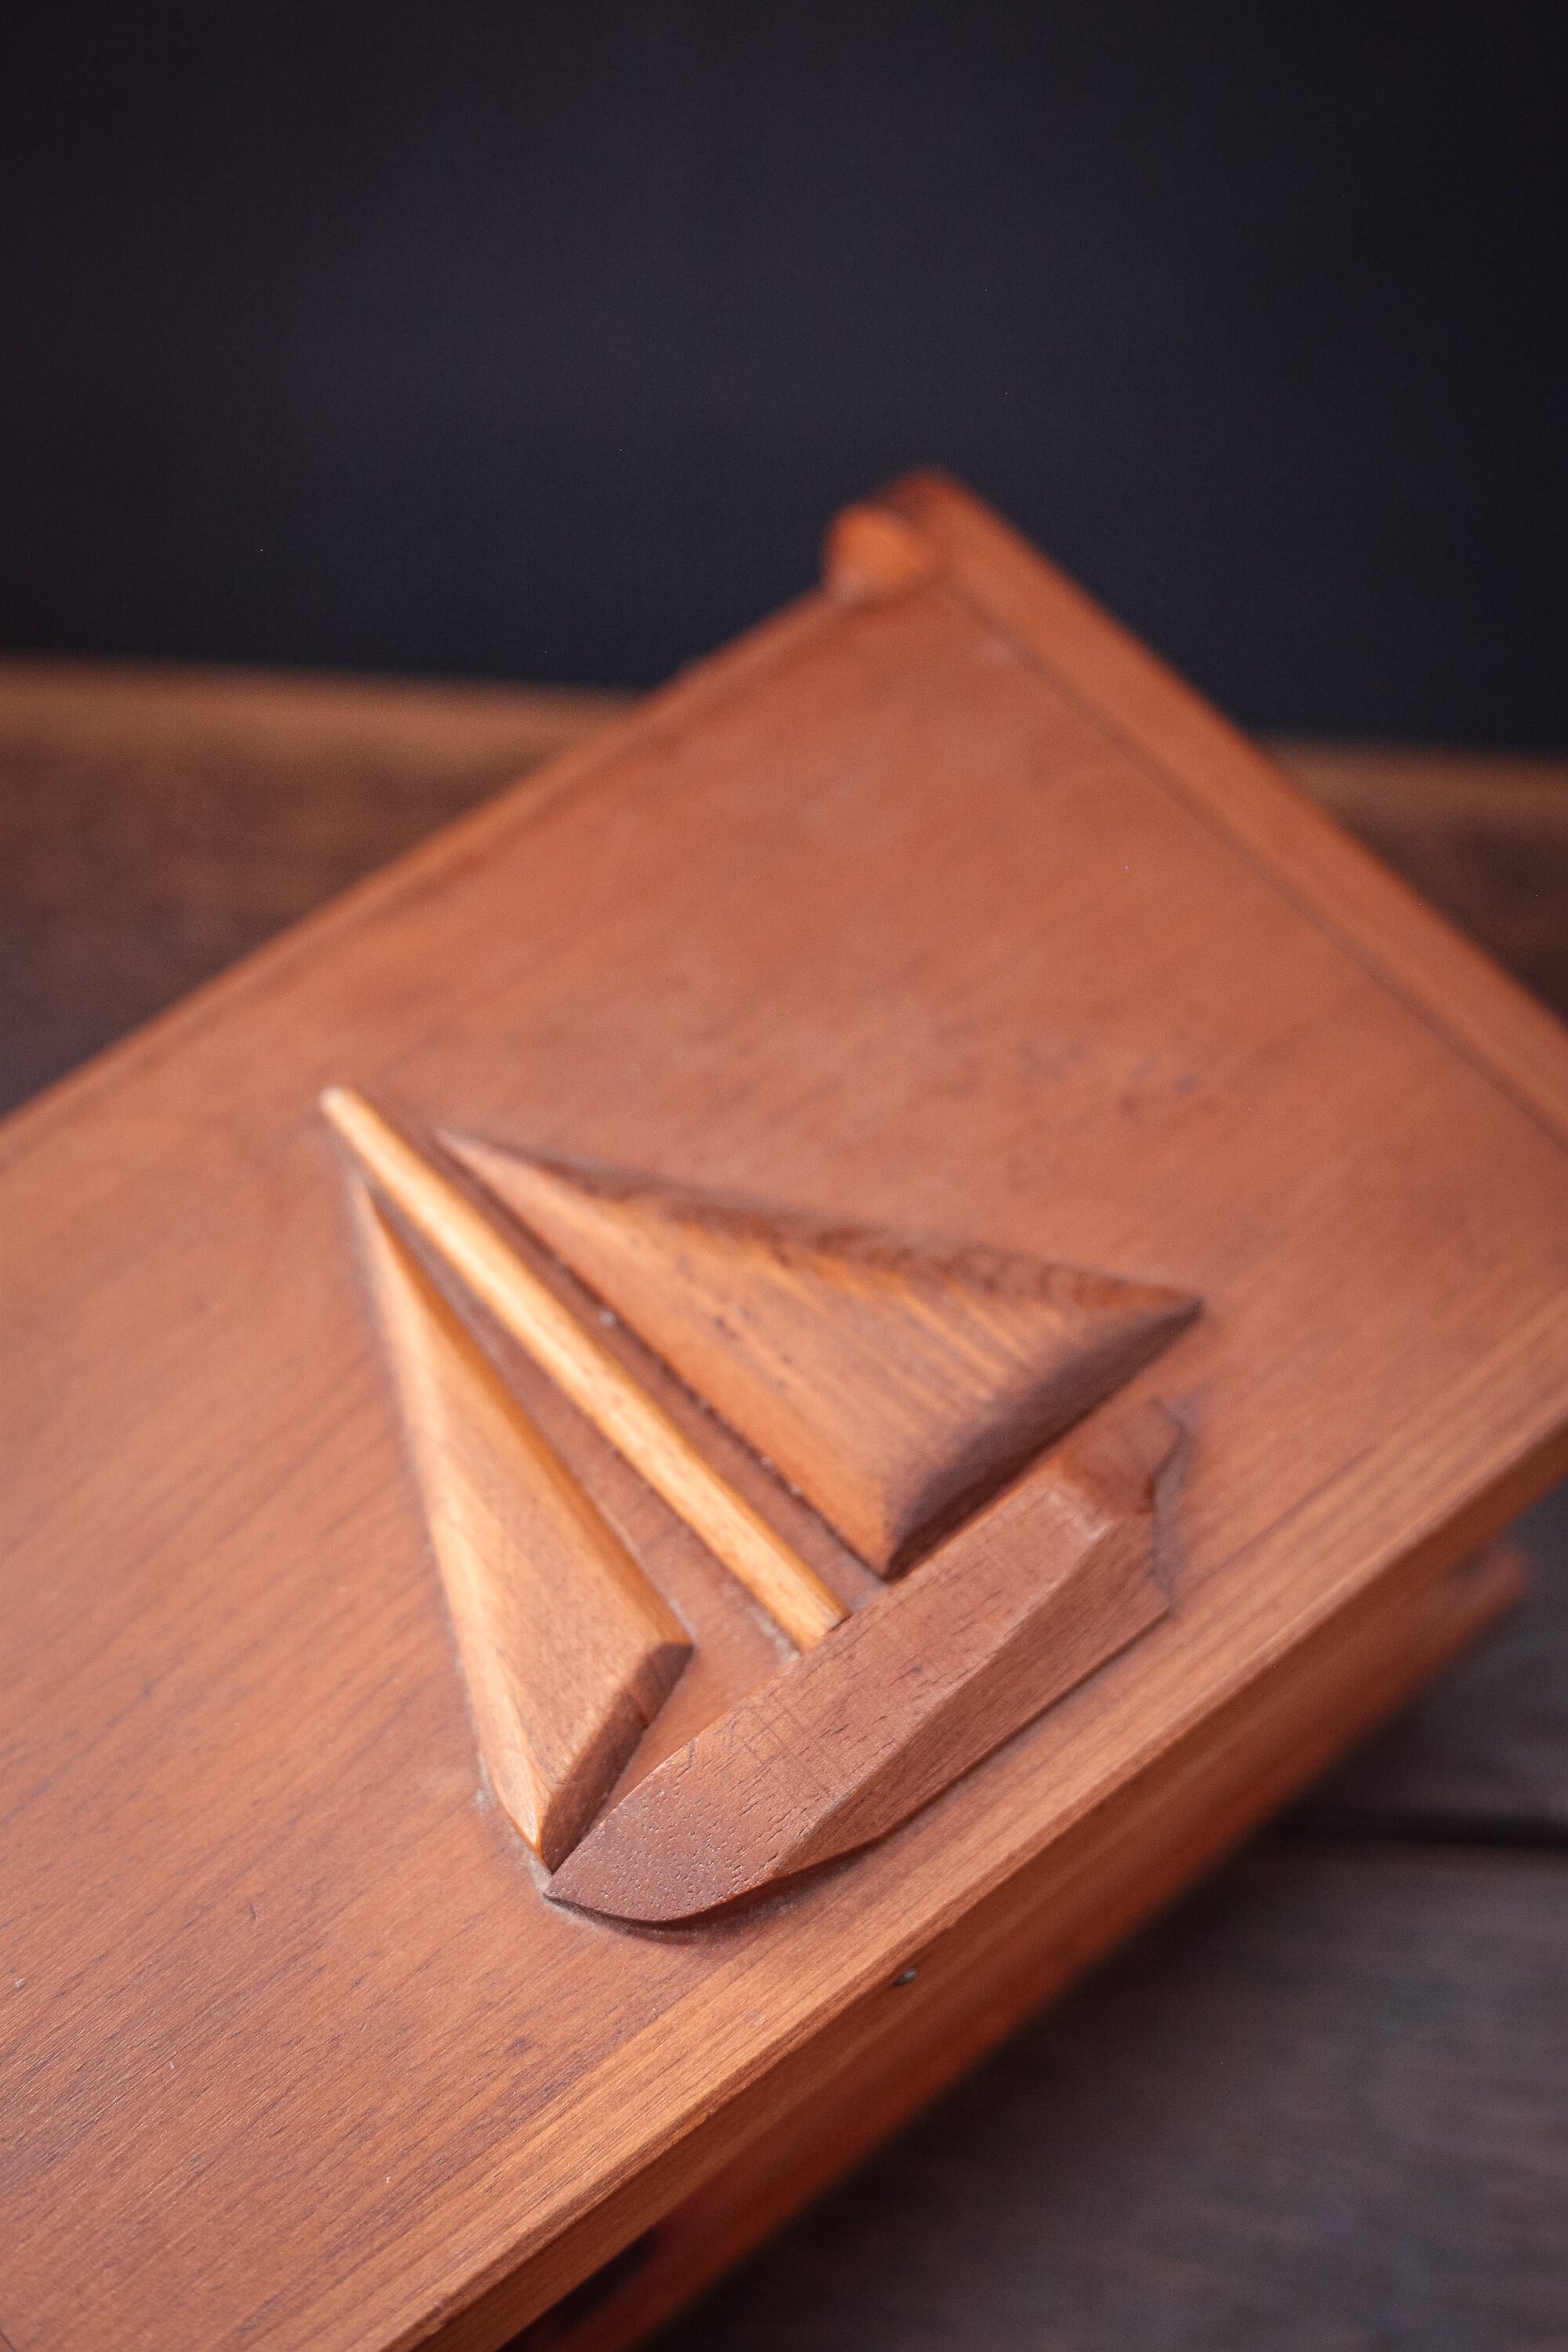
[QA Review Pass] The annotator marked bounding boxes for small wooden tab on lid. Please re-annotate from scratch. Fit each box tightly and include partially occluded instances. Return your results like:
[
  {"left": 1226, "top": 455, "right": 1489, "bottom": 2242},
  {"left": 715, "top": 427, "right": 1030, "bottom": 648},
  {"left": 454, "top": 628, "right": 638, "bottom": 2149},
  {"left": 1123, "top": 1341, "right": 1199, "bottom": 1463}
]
[{"left": 823, "top": 499, "right": 942, "bottom": 604}]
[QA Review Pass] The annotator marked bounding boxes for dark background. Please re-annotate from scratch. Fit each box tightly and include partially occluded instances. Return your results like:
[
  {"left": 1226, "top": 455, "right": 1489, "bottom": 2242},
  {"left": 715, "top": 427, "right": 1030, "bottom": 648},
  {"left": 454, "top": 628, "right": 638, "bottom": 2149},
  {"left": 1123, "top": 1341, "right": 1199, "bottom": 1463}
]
[{"left": 3, "top": 2, "right": 1566, "bottom": 739}]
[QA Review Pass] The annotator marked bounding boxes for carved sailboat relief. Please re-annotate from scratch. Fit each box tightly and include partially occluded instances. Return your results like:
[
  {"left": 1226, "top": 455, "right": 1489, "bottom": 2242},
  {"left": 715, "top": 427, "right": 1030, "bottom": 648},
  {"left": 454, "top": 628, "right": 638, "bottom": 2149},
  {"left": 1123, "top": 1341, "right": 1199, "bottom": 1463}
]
[{"left": 326, "top": 1089, "right": 1198, "bottom": 1920}]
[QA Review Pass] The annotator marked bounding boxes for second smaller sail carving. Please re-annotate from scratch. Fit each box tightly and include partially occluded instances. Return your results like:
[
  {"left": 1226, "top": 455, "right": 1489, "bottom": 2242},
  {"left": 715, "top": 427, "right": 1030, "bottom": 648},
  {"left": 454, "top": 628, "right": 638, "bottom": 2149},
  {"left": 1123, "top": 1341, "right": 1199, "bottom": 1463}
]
[{"left": 356, "top": 1193, "right": 691, "bottom": 1869}]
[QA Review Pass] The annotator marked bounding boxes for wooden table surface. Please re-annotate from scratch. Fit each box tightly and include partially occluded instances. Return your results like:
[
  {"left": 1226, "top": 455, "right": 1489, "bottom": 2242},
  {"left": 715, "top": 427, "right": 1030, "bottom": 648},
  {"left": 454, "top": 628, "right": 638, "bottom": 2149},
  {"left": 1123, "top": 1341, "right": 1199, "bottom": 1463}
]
[{"left": 3, "top": 659, "right": 1564, "bottom": 2352}]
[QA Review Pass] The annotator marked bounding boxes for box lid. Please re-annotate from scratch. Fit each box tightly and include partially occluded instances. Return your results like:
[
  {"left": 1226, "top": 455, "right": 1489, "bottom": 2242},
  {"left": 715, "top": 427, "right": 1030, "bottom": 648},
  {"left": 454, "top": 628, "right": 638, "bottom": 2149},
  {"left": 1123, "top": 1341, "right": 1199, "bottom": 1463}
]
[{"left": 4, "top": 475, "right": 1568, "bottom": 2352}]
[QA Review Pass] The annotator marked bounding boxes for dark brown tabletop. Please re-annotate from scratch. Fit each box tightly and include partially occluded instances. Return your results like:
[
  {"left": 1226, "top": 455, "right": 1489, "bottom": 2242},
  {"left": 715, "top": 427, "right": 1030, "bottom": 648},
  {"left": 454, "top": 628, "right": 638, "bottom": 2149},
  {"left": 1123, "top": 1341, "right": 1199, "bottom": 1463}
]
[{"left": 3, "top": 658, "right": 1564, "bottom": 2352}]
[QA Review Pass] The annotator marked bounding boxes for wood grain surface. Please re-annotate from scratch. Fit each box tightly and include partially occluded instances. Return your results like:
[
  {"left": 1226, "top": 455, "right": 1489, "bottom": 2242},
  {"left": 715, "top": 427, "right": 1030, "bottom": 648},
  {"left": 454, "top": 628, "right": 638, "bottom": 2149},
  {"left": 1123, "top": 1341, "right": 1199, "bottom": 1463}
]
[
  {"left": 482, "top": 1533, "right": 1533, "bottom": 2352},
  {"left": 353, "top": 1190, "right": 691, "bottom": 1869},
  {"left": 0, "top": 660, "right": 624, "bottom": 1113},
  {"left": 551, "top": 1404, "right": 1176, "bottom": 1921},
  {"left": 456, "top": 1138, "right": 1195, "bottom": 1577},
  {"left": 326, "top": 1087, "right": 845, "bottom": 1649},
  {"left": 329, "top": 1068, "right": 1194, "bottom": 1912},
  {"left": 2, "top": 489, "right": 1566, "bottom": 2352},
  {"left": 6, "top": 657, "right": 1568, "bottom": 1119},
  {"left": 1292, "top": 1477, "right": 1568, "bottom": 1840},
  {"left": 650, "top": 1847, "right": 1568, "bottom": 2352}
]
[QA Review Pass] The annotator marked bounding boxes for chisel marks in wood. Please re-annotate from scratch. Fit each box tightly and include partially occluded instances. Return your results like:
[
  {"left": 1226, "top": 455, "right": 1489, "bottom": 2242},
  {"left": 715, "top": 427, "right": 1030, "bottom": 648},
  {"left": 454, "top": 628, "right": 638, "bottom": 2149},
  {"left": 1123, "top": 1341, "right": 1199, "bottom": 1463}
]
[
  {"left": 549, "top": 1401, "right": 1180, "bottom": 1920},
  {"left": 451, "top": 1136, "right": 1197, "bottom": 1576}
]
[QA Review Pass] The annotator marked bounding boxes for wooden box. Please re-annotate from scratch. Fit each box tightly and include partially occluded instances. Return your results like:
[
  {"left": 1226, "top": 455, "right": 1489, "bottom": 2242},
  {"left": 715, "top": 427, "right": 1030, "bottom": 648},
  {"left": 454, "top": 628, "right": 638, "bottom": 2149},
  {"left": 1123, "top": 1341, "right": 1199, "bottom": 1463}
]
[{"left": 4, "top": 475, "right": 1568, "bottom": 2352}]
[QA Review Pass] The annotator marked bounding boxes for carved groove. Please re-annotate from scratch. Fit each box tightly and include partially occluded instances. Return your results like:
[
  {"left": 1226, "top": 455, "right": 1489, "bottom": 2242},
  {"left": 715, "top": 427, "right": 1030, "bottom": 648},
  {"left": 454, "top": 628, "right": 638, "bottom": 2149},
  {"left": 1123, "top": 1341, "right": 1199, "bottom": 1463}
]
[
  {"left": 354, "top": 1189, "right": 691, "bottom": 1868},
  {"left": 548, "top": 1400, "right": 1180, "bottom": 1921},
  {"left": 449, "top": 1138, "right": 1197, "bottom": 1574}
]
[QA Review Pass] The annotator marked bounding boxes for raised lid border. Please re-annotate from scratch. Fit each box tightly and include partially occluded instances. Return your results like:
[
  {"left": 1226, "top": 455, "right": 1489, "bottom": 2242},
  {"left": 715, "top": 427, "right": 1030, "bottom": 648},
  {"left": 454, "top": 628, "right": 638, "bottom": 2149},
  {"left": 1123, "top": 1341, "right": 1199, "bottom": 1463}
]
[{"left": 872, "top": 471, "right": 1568, "bottom": 1150}]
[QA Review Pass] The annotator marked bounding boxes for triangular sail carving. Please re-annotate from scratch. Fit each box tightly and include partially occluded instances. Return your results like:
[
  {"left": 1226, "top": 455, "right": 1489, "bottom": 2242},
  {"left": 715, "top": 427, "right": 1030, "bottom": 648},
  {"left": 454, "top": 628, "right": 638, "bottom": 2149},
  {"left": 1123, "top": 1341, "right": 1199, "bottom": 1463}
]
[
  {"left": 448, "top": 1139, "right": 1197, "bottom": 1574},
  {"left": 355, "top": 1191, "right": 691, "bottom": 1867}
]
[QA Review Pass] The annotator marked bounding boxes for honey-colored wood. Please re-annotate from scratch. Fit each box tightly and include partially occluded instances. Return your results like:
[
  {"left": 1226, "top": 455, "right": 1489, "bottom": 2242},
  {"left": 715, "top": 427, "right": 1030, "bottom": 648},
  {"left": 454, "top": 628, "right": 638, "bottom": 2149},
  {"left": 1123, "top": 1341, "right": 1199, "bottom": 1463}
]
[
  {"left": 322, "top": 1085, "right": 846, "bottom": 1649},
  {"left": 872, "top": 471, "right": 1568, "bottom": 1142},
  {"left": 0, "top": 658, "right": 628, "bottom": 1112},
  {"left": 6, "top": 477, "right": 1568, "bottom": 2352},
  {"left": 550, "top": 1401, "right": 1176, "bottom": 1921},
  {"left": 343, "top": 1109, "right": 1189, "bottom": 1885},
  {"left": 454, "top": 1140, "right": 1197, "bottom": 1574},
  {"left": 821, "top": 501, "right": 942, "bottom": 606},
  {"left": 1272, "top": 740, "right": 1568, "bottom": 1023},
  {"left": 512, "top": 1538, "right": 1529, "bottom": 2352},
  {"left": 6, "top": 658, "right": 1566, "bottom": 1127},
  {"left": 352, "top": 1189, "right": 691, "bottom": 1868}
]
